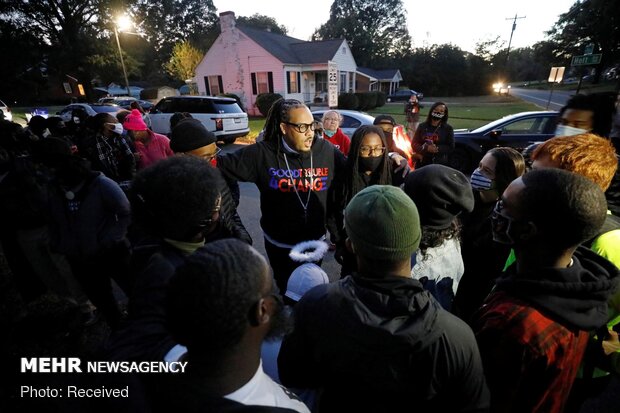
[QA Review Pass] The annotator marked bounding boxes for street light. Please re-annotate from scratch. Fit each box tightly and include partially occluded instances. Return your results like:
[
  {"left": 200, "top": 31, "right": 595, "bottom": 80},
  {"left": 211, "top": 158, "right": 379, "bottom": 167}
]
[{"left": 113, "top": 15, "right": 132, "bottom": 97}]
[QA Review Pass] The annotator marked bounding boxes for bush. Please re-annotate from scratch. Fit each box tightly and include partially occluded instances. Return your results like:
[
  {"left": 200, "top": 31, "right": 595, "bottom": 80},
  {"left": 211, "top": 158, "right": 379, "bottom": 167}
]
[
  {"left": 354, "top": 93, "right": 368, "bottom": 110},
  {"left": 338, "top": 93, "right": 358, "bottom": 110},
  {"left": 255, "top": 93, "right": 283, "bottom": 117},
  {"left": 374, "top": 91, "right": 387, "bottom": 107},
  {"left": 219, "top": 93, "right": 245, "bottom": 112}
]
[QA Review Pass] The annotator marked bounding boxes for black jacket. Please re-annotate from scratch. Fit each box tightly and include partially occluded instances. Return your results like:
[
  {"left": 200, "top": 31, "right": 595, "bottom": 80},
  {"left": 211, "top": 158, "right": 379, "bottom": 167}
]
[
  {"left": 105, "top": 241, "right": 186, "bottom": 362},
  {"left": 278, "top": 274, "right": 490, "bottom": 413},
  {"left": 217, "top": 138, "right": 345, "bottom": 245}
]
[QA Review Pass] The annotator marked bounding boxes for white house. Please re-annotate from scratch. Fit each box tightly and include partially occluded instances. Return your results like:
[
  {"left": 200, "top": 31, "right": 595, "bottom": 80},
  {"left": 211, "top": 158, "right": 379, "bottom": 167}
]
[{"left": 195, "top": 11, "right": 361, "bottom": 115}]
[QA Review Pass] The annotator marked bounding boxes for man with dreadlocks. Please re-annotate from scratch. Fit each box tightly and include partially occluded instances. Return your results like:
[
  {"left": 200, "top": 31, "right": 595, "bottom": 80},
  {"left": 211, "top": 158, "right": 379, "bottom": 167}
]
[{"left": 217, "top": 99, "right": 345, "bottom": 293}]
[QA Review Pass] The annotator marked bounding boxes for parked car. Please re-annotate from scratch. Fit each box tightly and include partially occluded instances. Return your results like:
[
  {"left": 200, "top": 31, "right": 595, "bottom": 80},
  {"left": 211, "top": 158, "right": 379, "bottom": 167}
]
[
  {"left": 449, "top": 111, "right": 559, "bottom": 174},
  {"left": 98, "top": 96, "right": 135, "bottom": 104},
  {"left": 115, "top": 99, "right": 154, "bottom": 112},
  {"left": 57, "top": 103, "right": 122, "bottom": 122},
  {"left": 311, "top": 109, "right": 375, "bottom": 138},
  {"left": 0, "top": 99, "right": 12, "bottom": 122},
  {"left": 149, "top": 96, "right": 249, "bottom": 144},
  {"left": 386, "top": 89, "right": 424, "bottom": 103}
]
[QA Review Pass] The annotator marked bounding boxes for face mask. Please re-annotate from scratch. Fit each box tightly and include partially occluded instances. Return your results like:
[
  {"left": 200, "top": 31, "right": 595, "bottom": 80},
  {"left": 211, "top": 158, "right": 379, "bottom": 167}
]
[
  {"left": 554, "top": 124, "right": 588, "bottom": 137},
  {"left": 42, "top": 129, "right": 51, "bottom": 138},
  {"left": 470, "top": 169, "right": 495, "bottom": 191},
  {"left": 73, "top": 117, "right": 80, "bottom": 124},
  {"left": 431, "top": 112, "right": 445, "bottom": 119},
  {"left": 359, "top": 156, "right": 383, "bottom": 172},
  {"left": 491, "top": 210, "right": 516, "bottom": 245},
  {"left": 111, "top": 123, "right": 124, "bottom": 135},
  {"left": 491, "top": 201, "right": 532, "bottom": 245},
  {"left": 324, "top": 129, "right": 336, "bottom": 137}
]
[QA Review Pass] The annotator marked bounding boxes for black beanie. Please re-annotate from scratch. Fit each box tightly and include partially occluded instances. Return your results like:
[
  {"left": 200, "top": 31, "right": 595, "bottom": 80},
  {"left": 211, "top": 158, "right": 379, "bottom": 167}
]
[
  {"left": 373, "top": 115, "right": 396, "bottom": 126},
  {"left": 404, "top": 164, "right": 475, "bottom": 229},
  {"left": 170, "top": 118, "right": 216, "bottom": 153}
]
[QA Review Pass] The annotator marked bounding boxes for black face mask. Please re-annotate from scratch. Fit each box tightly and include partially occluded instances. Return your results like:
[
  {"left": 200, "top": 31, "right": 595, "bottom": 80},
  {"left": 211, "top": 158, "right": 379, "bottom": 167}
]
[{"left": 359, "top": 156, "right": 383, "bottom": 172}]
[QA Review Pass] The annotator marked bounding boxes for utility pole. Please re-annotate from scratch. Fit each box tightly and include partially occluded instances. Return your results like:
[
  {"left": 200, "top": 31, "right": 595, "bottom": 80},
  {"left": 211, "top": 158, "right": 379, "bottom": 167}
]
[{"left": 504, "top": 14, "right": 526, "bottom": 73}]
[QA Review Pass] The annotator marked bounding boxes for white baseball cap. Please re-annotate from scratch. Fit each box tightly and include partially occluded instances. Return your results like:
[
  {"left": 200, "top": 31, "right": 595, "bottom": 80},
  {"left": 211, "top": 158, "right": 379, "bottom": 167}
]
[{"left": 285, "top": 263, "right": 329, "bottom": 302}]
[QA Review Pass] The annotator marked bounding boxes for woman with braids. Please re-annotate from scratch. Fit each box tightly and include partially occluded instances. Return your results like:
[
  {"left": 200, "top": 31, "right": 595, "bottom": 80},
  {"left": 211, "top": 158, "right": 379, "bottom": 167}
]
[
  {"left": 216, "top": 99, "right": 346, "bottom": 293},
  {"left": 453, "top": 147, "right": 526, "bottom": 321},
  {"left": 332, "top": 125, "right": 409, "bottom": 277}
]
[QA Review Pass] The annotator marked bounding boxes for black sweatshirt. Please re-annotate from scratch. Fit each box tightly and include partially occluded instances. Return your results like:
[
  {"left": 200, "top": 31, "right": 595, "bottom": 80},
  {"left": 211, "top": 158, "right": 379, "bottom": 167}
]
[{"left": 217, "top": 138, "right": 345, "bottom": 245}]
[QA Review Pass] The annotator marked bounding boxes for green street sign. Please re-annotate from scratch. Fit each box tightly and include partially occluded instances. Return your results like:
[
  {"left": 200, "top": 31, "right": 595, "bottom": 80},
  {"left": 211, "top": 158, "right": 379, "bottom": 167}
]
[{"left": 571, "top": 54, "right": 602, "bottom": 66}]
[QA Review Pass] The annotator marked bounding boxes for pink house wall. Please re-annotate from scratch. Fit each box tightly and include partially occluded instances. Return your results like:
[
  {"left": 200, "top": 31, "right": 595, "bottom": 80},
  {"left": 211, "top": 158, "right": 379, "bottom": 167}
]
[{"left": 195, "top": 13, "right": 286, "bottom": 116}]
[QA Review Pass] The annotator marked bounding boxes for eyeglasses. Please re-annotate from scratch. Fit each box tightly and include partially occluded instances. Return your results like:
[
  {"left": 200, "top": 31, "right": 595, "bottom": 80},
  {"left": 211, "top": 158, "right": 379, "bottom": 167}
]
[
  {"left": 202, "top": 146, "right": 221, "bottom": 161},
  {"left": 196, "top": 195, "right": 222, "bottom": 230},
  {"left": 283, "top": 121, "right": 316, "bottom": 133},
  {"left": 359, "top": 146, "right": 386, "bottom": 157}
]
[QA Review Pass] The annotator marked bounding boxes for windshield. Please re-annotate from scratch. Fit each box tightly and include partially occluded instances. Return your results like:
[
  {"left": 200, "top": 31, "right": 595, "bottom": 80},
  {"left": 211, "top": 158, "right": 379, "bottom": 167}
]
[{"left": 92, "top": 105, "right": 120, "bottom": 113}]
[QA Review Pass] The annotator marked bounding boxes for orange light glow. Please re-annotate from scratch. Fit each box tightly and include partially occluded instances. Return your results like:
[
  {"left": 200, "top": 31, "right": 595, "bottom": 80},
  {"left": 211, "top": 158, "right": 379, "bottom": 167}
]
[{"left": 392, "top": 125, "right": 414, "bottom": 168}]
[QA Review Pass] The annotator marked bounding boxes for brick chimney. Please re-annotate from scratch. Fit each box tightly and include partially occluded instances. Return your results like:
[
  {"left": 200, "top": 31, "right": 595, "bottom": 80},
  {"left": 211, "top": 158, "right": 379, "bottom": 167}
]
[{"left": 219, "top": 11, "right": 236, "bottom": 33}]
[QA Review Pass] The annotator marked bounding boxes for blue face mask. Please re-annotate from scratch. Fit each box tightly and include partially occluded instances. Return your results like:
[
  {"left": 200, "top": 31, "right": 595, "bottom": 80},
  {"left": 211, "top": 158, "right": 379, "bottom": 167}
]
[
  {"left": 324, "top": 129, "right": 336, "bottom": 137},
  {"left": 470, "top": 169, "right": 495, "bottom": 191}
]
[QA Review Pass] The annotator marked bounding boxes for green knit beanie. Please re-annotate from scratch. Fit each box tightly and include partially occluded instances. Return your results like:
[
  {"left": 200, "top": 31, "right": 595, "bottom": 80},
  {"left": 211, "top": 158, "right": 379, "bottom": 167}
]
[{"left": 345, "top": 185, "right": 421, "bottom": 260}]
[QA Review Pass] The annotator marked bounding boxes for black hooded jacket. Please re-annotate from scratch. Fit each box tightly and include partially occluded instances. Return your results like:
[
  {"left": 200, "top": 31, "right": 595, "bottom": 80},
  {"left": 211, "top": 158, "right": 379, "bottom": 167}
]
[
  {"left": 494, "top": 246, "right": 620, "bottom": 331},
  {"left": 278, "top": 275, "right": 489, "bottom": 413}
]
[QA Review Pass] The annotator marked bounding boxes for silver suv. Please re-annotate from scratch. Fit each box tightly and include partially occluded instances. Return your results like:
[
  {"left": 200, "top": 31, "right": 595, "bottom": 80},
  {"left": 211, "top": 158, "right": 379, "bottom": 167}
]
[{"left": 149, "top": 96, "right": 249, "bottom": 144}]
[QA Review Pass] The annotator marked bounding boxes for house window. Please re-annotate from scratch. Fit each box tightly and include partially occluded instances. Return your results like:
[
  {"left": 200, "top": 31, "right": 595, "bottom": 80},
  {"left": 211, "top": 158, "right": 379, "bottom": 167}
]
[
  {"left": 340, "top": 72, "right": 346, "bottom": 92},
  {"left": 315, "top": 72, "right": 327, "bottom": 93},
  {"left": 342, "top": 47, "right": 346, "bottom": 54},
  {"left": 349, "top": 72, "right": 354, "bottom": 92},
  {"left": 204, "top": 75, "right": 223, "bottom": 96},
  {"left": 209, "top": 75, "right": 222, "bottom": 95},
  {"left": 287, "top": 71, "right": 301, "bottom": 94},
  {"left": 251, "top": 72, "right": 274, "bottom": 95}
]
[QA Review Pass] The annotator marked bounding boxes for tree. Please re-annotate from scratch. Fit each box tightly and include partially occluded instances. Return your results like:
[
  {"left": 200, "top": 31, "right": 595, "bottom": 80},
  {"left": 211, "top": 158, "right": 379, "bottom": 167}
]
[
  {"left": 0, "top": 0, "right": 110, "bottom": 99},
  {"left": 165, "top": 41, "right": 203, "bottom": 83},
  {"left": 313, "top": 0, "right": 412, "bottom": 67},
  {"left": 129, "top": 0, "right": 218, "bottom": 56},
  {"left": 547, "top": 0, "right": 620, "bottom": 82},
  {"left": 237, "top": 14, "right": 287, "bottom": 35}
]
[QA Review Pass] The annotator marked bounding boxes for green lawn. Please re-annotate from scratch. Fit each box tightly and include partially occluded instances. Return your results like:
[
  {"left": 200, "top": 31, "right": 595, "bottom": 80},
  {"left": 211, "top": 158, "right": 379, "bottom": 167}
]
[{"left": 368, "top": 95, "right": 541, "bottom": 130}]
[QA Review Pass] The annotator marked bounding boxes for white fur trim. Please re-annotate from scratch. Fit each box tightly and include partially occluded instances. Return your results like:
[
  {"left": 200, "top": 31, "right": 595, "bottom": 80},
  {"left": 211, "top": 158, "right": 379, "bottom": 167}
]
[{"left": 289, "top": 240, "right": 329, "bottom": 263}]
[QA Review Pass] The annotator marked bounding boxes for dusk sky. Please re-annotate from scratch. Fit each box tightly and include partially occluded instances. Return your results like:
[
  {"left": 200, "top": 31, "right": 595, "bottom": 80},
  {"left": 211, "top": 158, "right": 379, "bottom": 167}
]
[{"left": 212, "top": 0, "right": 577, "bottom": 53}]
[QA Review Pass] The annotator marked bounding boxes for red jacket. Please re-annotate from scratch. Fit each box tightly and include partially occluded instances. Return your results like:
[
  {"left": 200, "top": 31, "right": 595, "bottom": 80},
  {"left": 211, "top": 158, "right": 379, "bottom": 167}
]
[{"left": 323, "top": 129, "right": 350, "bottom": 157}]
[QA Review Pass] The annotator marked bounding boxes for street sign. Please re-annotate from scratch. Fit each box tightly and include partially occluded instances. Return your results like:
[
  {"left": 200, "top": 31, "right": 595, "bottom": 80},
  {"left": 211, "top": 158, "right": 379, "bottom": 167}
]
[
  {"left": 327, "top": 60, "right": 338, "bottom": 108},
  {"left": 548, "top": 67, "right": 565, "bottom": 83},
  {"left": 571, "top": 54, "right": 602, "bottom": 66}
]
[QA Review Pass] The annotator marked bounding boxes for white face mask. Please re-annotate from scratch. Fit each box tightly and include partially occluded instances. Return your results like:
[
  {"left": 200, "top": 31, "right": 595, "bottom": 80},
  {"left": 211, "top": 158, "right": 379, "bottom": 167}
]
[
  {"left": 111, "top": 123, "right": 124, "bottom": 135},
  {"left": 554, "top": 124, "right": 588, "bottom": 137}
]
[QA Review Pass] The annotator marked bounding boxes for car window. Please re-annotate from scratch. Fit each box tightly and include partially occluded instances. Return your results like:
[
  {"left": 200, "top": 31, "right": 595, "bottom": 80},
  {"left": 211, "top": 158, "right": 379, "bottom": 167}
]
[
  {"left": 501, "top": 118, "right": 547, "bottom": 135},
  {"left": 157, "top": 98, "right": 243, "bottom": 114},
  {"left": 92, "top": 106, "right": 119, "bottom": 114},
  {"left": 340, "top": 115, "right": 362, "bottom": 129}
]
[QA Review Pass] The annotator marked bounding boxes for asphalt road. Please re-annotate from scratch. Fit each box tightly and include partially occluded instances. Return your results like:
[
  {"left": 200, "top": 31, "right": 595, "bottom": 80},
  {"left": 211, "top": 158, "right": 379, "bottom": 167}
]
[
  {"left": 509, "top": 87, "right": 575, "bottom": 111},
  {"left": 222, "top": 143, "right": 342, "bottom": 283}
]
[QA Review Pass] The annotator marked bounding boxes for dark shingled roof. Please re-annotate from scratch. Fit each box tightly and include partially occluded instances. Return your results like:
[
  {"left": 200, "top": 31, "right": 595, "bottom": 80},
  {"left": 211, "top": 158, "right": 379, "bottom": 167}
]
[
  {"left": 357, "top": 67, "right": 400, "bottom": 80},
  {"left": 237, "top": 25, "right": 343, "bottom": 64}
]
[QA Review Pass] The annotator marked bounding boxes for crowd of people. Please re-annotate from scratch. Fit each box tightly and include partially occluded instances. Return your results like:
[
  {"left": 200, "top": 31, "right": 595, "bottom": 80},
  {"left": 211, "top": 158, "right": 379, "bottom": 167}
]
[{"left": 1, "top": 91, "right": 620, "bottom": 412}]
